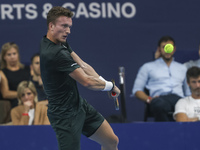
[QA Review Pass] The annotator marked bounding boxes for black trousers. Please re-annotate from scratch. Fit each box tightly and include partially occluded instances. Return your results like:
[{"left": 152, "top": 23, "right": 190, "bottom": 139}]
[{"left": 149, "top": 94, "right": 181, "bottom": 121}]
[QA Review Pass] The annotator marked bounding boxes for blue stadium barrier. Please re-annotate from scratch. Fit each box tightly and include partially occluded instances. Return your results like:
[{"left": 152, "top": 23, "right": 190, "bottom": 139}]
[{"left": 0, "top": 122, "right": 200, "bottom": 150}]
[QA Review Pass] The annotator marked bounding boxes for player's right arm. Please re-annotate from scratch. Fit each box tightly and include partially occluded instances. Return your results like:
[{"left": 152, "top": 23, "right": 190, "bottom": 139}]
[
  {"left": 62, "top": 46, "right": 120, "bottom": 95},
  {"left": 69, "top": 67, "right": 120, "bottom": 95},
  {"left": 70, "top": 51, "right": 100, "bottom": 78}
]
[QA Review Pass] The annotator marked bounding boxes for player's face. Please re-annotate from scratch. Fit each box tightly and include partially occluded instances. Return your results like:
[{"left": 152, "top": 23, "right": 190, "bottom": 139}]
[
  {"left": 21, "top": 88, "right": 35, "bottom": 105},
  {"left": 188, "top": 76, "right": 200, "bottom": 97},
  {"left": 31, "top": 56, "right": 40, "bottom": 76},
  {"left": 4, "top": 47, "right": 19, "bottom": 66},
  {"left": 51, "top": 16, "right": 72, "bottom": 44},
  {"left": 159, "top": 41, "right": 175, "bottom": 61}
]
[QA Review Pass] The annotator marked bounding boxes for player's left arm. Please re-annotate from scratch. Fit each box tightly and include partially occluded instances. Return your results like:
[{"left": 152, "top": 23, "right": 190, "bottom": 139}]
[{"left": 70, "top": 51, "right": 99, "bottom": 78}]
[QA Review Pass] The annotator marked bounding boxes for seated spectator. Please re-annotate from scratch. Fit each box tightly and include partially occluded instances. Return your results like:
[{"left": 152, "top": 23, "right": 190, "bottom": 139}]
[
  {"left": 11, "top": 81, "right": 50, "bottom": 125},
  {"left": 184, "top": 45, "right": 200, "bottom": 69},
  {"left": 132, "top": 36, "right": 191, "bottom": 121},
  {"left": 0, "top": 42, "right": 30, "bottom": 108},
  {"left": 30, "top": 53, "right": 47, "bottom": 102},
  {"left": 174, "top": 66, "right": 200, "bottom": 122}
]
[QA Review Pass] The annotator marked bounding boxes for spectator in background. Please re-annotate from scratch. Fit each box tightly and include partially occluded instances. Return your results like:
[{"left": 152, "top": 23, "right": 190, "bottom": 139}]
[
  {"left": 132, "top": 36, "right": 191, "bottom": 121},
  {"left": 174, "top": 66, "right": 200, "bottom": 122},
  {"left": 30, "top": 53, "right": 47, "bottom": 102},
  {"left": 11, "top": 81, "right": 50, "bottom": 125},
  {"left": 184, "top": 44, "right": 200, "bottom": 69},
  {"left": 0, "top": 42, "right": 30, "bottom": 108}
]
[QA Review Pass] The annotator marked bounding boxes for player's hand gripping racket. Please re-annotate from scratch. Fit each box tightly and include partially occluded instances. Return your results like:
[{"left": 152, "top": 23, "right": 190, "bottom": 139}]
[{"left": 111, "top": 79, "right": 119, "bottom": 110}]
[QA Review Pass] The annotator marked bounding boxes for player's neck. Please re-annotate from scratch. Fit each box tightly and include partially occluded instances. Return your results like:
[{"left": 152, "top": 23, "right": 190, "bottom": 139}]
[{"left": 46, "top": 33, "right": 60, "bottom": 45}]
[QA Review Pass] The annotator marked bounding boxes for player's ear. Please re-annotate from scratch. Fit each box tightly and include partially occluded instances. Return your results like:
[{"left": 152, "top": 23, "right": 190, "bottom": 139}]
[{"left": 49, "top": 22, "right": 55, "bottom": 31}]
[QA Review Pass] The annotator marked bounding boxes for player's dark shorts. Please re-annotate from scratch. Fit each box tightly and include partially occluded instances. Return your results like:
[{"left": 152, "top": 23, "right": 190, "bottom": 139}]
[{"left": 48, "top": 99, "right": 104, "bottom": 150}]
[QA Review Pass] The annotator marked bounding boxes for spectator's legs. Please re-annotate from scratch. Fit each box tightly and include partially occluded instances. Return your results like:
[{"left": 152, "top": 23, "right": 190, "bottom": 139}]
[{"left": 150, "top": 94, "right": 181, "bottom": 121}]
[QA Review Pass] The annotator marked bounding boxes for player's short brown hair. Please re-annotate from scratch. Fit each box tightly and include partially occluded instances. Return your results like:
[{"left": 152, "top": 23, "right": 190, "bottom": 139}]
[{"left": 47, "top": 6, "right": 73, "bottom": 28}]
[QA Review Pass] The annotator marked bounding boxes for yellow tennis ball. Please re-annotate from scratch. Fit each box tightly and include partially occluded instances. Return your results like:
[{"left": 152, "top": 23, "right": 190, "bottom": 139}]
[{"left": 164, "top": 44, "right": 174, "bottom": 53}]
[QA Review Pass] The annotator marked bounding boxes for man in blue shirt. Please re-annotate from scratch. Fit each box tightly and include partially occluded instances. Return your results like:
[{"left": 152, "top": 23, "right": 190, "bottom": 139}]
[{"left": 132, "top": 36, "right": 191, "bottom": 121}]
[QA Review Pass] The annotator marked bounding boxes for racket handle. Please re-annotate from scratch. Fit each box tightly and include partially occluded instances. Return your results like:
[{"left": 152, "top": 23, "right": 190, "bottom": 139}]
[
  {"left": 112, "top": 92, "right": 119, "bottom": 110},
  {"left": 114, "top": 97, "right": 119, "bottom": 110}
]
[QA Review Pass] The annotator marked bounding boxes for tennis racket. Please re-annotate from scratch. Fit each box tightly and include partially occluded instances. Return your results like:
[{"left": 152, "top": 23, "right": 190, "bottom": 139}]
[{"left": 111, "top": 79, "right": 119, "bottom": 110}]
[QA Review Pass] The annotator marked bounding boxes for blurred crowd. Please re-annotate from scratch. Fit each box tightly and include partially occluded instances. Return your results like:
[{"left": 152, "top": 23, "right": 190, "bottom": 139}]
[
  {"left": 132, "top": 36, "right": 200, "bottom": 122},
  {"left": 0, "top": 42, "right": 49, "bottom": 125},
  {"left": 1, "top": 35, "right": 200, "bottom": 125}
]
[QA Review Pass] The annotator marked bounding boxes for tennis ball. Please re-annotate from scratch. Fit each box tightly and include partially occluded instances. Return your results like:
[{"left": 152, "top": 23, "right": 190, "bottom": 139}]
[{"left": 164, "top": 44, "right": 174, "bottom": 53}]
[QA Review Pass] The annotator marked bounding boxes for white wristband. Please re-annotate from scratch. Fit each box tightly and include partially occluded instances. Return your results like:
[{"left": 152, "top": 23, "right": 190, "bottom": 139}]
[
  {"left": 99, "top": 76, "right": 114, "bottom": 91},
  {"left": 102, "top": 81, "right": 114, "bottom": 91},
  {"left": 99, "top": 76, "right": 106, "bottom": 81}
]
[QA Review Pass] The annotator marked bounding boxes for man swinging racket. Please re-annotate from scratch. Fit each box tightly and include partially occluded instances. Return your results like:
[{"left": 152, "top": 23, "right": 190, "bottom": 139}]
[{"left": 40, "top": 6, "right": 120, "bottom": 150}]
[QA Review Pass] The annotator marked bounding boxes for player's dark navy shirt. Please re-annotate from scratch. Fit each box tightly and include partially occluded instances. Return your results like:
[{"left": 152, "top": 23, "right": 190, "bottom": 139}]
[{"left": 40, "top": 36, "right": 84, "bottom": 118}]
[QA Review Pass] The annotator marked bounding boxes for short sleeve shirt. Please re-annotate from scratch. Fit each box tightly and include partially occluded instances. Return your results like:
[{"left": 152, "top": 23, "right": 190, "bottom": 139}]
[
  {"left": 40, "top": 36, "right": 82, "bottom": 118},
  {"left": 173, "top": 96, "right": 200, "bottom": 119}
]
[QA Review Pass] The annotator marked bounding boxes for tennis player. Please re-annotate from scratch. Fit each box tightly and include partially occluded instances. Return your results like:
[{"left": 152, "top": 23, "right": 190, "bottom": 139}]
[{"left": 40, "top": 6, "right": 120, "bottom": 150}]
